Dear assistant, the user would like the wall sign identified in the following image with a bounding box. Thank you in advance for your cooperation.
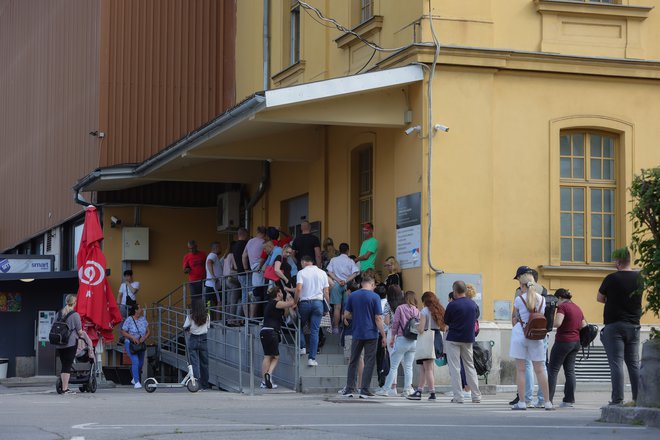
[0,256,53,273]
[396,192,421,269]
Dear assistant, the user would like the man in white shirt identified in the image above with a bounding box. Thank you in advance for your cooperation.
[327,243,359,334]
[242,226,267,319]
[116,270,140,320]
[295,255,330,366]
[205,242,222,307]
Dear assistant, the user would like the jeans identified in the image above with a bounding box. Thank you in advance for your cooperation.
[525,336,548,403]
[188,334,209,389]
[298,300,323,360]
[189,280,203,301]
[548,340,581,403]
[225,277,242,318]
[600,321,640,404]
[346,338,378,391]
[124,340,145,384]
[446,340,482,401]
[382,336,416,391]
[238,273,249,316]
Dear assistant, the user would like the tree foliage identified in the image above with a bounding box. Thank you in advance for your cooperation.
[630,167,660,329]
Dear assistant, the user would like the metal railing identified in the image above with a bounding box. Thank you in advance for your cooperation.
[148,271,302,393]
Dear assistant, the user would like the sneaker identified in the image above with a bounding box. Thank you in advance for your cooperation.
[62,389,76,395]
[134,382,142,389]
[402,387,415,397]
[260,381,267,389]
[375,388,389,397]
[526,401,535,408]
[260,381,278,389]
[534,401,546,409]
[342,388,355,398]
[511,402,527,411]
[428,393,436,401]
[358,389,374,399]
[299,348,307,355]
[406,390,422,401]
[450,398,464,404]
[559,402,574,408]
[462,391,471,399]
[509,394,520,405]
[337,386,347,394]
[130,378,136,385]
[387,388,398,397]
[544,402,555,411]
[264,373,272,389]
[332,328,339,335]
[307,359,318,367]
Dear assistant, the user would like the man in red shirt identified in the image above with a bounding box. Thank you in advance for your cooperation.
[183,240,207,302]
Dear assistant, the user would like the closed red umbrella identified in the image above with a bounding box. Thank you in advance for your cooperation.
[75,206,122,346]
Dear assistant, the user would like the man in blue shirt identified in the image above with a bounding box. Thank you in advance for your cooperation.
[341,273,386,398]
[444,280,482,404]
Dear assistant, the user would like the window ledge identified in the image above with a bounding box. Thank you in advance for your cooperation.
[540,265,617,279]
[271,60,306,86]
[535,0,653,20]
[335,15,384,49]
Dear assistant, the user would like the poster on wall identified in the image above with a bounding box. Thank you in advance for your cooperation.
[0,256,52,273]
[435,272,483,312]
[38,311,56,342]
[0,292,23,312]
[396,192,422,269]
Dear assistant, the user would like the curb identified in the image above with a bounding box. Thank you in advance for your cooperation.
[600,405,660,429]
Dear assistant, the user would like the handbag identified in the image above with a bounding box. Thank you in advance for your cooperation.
[320,312,332,329]
[414,317,435,361]
[263,265,279,282]
[128,317,147,354]
[433,329,444,358]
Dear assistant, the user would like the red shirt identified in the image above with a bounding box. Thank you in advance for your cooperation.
[183,251,207,282]
[555,301,584,343]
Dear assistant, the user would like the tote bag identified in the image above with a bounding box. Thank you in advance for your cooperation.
[414,316,435,361]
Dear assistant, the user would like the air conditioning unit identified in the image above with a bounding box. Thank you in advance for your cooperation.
[217,191,240,231]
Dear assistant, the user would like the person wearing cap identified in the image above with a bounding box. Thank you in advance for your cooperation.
[547,288,587,407]
[509,266,549,407]
[355,222,378,271]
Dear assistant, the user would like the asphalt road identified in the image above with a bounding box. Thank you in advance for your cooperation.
[0,386,655,440]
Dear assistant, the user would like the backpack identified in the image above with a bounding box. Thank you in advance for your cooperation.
[520,296,548,340]
[49,310,76,345]
[542,290,558,332]
[578,323,599,360]
[403,316,420,340]
[472,341,493,376]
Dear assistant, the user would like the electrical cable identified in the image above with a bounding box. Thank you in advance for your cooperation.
[355,48,377,74]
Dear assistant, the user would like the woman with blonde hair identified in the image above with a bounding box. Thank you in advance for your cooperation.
[376,290,419,397]
[510,273,554,410]
[55,294,93,394]
[407,291,446,401]
[383,256,403,290]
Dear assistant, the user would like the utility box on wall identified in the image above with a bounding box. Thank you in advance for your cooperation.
[122,227,149,261]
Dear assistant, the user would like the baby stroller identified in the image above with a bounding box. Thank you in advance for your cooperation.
[56,339,97,394]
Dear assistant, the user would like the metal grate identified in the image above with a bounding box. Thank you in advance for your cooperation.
[575,345,611,382]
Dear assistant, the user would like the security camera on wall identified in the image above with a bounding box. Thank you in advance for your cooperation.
[110,216,122,227]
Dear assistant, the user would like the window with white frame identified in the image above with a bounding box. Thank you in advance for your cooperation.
[560,131,617,264]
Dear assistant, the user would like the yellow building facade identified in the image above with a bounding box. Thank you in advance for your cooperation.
[96,0,660,359]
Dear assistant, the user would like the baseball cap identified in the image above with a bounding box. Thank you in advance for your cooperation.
[362,222,373,232]
[513,265,532,279]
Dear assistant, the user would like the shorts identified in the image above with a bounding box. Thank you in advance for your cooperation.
[260,329,280,356]
[343,335,364,362]
[330,283,345,305]
[57,345,77,374]
[509,324,545,362]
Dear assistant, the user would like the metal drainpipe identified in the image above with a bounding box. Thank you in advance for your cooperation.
[245,160,271,230]
[263,0,270,91]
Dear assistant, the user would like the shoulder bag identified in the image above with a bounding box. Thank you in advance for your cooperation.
[414,310,436,361]
[129,317,147,354]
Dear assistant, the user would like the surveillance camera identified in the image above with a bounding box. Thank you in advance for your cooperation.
[404,125,422,136]
[434,124,450,132]
[110,216,121,227]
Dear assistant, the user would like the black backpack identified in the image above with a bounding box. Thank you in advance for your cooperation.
[403,316,420,340]
[578,323,599,360]
[49,311,76,345]
[542,289,558,332]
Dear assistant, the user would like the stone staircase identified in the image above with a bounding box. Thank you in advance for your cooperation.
[299,332,404,393]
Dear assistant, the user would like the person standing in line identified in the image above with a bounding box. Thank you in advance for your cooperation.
[383,256,403,290]
[597,247,642,406]
[116,269,140,320]
[292,221,322,268]
[355,222,378,271]
[183,240,207,301]
[260,286,296,389]
[242,226,267,318]
[184,300,211,390]
[321,237,339,270]
[222,242,241,324]
[548,288,586,407]
[232,228,249,315]
[295,256,330,366]
[341,273,387,399]
[407,291,447,401]
[327,243,360,334]
[204,242,222,308]
[56,294,93,394]
[444,281,482,404]
[510,273,554,410]
[377,290,419,397]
